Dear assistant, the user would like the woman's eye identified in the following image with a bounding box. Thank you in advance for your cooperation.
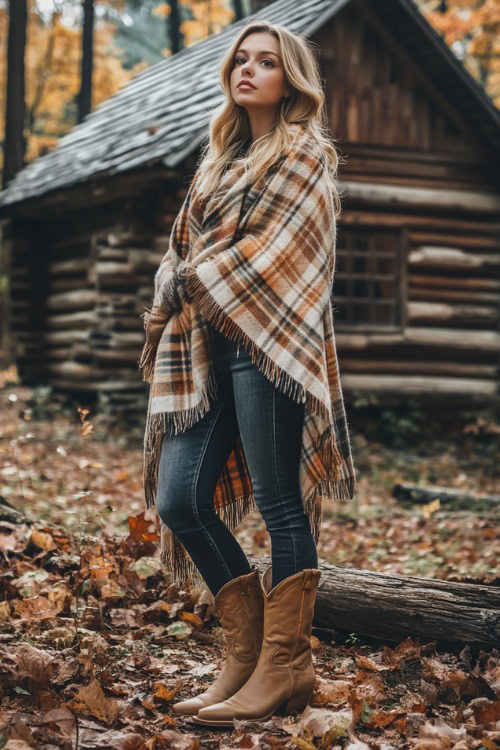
[235,57,274,67]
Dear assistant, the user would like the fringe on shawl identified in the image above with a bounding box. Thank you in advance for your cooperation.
[186,267,346,475]
[138,306,170,385]
[141,269,355,591]
[138,308,155,383]
[142,361,220,510]
[158,467,355,592]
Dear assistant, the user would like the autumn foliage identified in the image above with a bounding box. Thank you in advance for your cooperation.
[0,1,498,182]
[416,0,500,108]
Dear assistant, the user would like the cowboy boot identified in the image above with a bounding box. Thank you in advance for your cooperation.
[192,565,321,726]
[172,565,264,715]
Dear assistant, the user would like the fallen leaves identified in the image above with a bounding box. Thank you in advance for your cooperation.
[284,705,354,744]
[0,382,499,748]
[67,677,119,724]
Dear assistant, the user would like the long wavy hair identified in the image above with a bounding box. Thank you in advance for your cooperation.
[194,20,345,219]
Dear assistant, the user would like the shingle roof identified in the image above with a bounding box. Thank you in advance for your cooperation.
[0,0,498,210]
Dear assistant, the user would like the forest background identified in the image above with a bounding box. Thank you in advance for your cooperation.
[0,4,499,746]
[0,0,499,180]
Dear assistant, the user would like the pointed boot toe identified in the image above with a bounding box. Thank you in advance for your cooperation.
[171,566,264,716]
[192,699,240,726]
[172,696,207,715]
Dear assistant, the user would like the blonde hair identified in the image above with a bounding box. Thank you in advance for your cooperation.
[194,20,345,219]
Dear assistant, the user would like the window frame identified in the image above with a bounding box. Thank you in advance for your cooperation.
[331,223,409,333]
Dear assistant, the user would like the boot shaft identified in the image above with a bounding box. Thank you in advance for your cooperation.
[214,566,264,661]
[261,567,321,670]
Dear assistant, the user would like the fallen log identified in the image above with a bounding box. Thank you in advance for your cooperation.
[246,555,500,647]
[392,483,500,510]
[0,496,32,525]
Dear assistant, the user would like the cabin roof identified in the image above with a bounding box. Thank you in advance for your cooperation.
[0,0,499,211]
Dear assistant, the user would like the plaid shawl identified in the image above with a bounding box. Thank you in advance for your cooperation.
[139,122,356,589]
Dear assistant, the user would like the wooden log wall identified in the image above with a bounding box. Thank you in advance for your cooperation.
[5,0,499,412]
[8,180,498,409]
[312,6,500,404]
[8,219,50,384]
[8,181,188,417]
[336,192,500,404]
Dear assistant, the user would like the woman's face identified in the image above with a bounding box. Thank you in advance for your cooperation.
[230,32,289,110]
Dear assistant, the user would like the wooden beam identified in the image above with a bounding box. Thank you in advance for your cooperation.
[46,289,97,311]
[408,301,497,324]
[336,328,500,352]
[341,209,499,235]
[338,180,500,213]
[341,373,497,397]
[409,274,500,291]
[341,359,497,378]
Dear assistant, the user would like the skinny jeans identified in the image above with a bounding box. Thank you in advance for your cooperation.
[156,323,318,597]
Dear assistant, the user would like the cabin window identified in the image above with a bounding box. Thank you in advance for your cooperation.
[332,226,407,331]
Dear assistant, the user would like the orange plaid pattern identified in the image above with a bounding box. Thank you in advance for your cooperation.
[139,123,356,588]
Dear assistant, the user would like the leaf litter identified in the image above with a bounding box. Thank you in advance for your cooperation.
[0,375,499,748]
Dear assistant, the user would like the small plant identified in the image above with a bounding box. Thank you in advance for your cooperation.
[352,390,379,409]
[24,384,54,421]
[378,398,423,449]
[77,405,94,438]
[345,631,360,645]
[462,414,500,465]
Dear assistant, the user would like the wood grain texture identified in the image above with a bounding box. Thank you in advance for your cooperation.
[246,554,500,647]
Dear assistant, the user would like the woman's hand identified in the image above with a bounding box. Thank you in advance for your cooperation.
[162,264,191,311]
[138,303,172,382]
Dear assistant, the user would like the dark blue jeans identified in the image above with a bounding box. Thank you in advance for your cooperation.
[156,323,318,597]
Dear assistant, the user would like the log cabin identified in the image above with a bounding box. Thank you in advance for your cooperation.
[0,0,499,418]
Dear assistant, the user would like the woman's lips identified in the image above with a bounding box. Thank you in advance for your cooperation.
[238,83,256,89]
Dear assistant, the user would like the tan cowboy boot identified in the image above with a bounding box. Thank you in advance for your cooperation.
[172,565,264,716]
[192,565,321,726]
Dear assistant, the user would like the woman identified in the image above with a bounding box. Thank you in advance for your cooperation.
[138,19,356,726]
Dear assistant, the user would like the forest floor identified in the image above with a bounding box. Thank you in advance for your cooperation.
[0,366,499,749]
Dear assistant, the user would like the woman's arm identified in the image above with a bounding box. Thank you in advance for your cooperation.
[138,173,199,380]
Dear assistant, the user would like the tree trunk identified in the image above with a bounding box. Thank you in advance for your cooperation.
[247,555,500,647]
[3,0,27,189]
[78,0,94,123]
[232,0,245,22]
[168,0,183,56]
